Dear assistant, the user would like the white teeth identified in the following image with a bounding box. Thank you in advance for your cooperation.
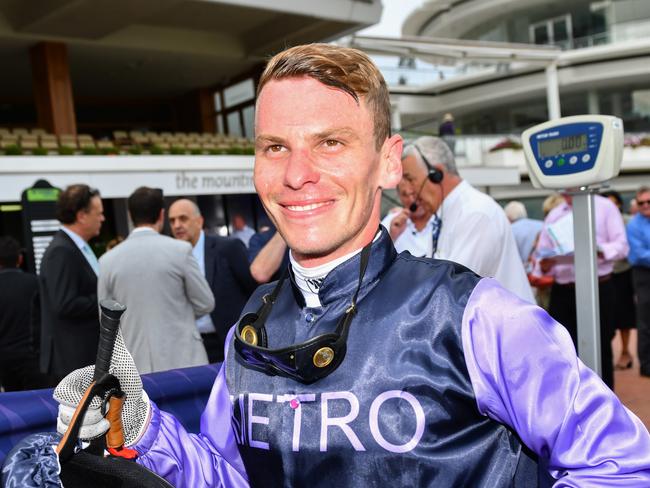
[286,202,327,211]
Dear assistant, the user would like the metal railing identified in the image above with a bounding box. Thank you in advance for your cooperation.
[397,132,650,168]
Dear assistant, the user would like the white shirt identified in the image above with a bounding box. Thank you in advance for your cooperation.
[381,213,438,258]
[61,226,98,275]
[231,225,255,248]
[289,231,382,308]
[192,231,216,334]
[435,180,535,303]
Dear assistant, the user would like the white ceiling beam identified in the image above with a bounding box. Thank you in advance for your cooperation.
[350,35,560,63]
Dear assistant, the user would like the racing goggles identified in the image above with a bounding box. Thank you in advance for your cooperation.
[234,243,371,384]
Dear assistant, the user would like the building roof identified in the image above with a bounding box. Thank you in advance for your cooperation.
[0,0,382,99]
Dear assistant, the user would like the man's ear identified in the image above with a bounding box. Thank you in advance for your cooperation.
[379,134,404,190]
[75,208,87,225]
[156,209,166,232]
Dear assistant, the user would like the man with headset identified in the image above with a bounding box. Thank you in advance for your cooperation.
[401,136,534,303]
[52,44,650,487]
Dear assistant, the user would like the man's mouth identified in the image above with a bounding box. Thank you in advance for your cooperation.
[285,202,330,212]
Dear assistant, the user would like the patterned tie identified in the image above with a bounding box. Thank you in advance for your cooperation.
[431,215,442,258]
[83,243,100,275]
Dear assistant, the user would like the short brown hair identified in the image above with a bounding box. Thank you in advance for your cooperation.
[637,186,650,199]
[257,43,391,149]
[128,187,164,226]
[56,184,100,224]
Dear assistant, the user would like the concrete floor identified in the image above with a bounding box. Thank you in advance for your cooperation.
[612,329,650,429]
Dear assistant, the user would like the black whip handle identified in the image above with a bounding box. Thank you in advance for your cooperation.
[94,299,127,382]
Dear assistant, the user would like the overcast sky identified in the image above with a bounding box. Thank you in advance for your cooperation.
[358,0,425,37]
[352,0,438,85]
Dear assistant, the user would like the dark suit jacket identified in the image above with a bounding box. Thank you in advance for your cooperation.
[0,268,39,359]
[204,234,257,346]
[38,230,100,378]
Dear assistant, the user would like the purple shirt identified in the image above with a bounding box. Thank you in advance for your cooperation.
[534,195,628,284]
[133,278,650,487]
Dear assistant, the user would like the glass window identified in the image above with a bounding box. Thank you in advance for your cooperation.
[242,106,254,139]
[530,15,572,47]
[227,111,242,137]
[213,92,222,112]
[532,24,550,44]
[215,115,224,135]
[632,90,650,118]
[553,19,569,43]
[224,79,255,109]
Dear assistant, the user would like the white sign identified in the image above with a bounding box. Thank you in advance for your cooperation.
[0,156,256,201]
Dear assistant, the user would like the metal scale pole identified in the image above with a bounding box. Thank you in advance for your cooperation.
[571,187,601,375]
[547,65,601,375]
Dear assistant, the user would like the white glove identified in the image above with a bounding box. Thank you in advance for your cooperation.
[53,329,150,446]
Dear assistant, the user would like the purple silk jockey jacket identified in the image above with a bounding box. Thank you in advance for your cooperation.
[133,229,650,487]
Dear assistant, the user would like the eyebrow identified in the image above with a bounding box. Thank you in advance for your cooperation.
[255,127,360,148]
[312,127,359,142]
[255,135,285,147]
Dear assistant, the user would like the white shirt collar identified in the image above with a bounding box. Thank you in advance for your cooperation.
[192,231,206,273]
[193,230,205,252]
[290,230,381,308]
[61,226,87,250]
[131,226,157,234]
[440,179,468,216]
[407,214,438,234]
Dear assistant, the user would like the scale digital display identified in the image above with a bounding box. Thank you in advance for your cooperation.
[522,115,623,189]
[538,134,587,158]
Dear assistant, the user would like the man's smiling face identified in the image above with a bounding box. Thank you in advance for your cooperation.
[254,76,401,267]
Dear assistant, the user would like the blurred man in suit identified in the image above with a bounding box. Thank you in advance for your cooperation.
[39,184,104,382]
[98,187,214,374]
[0,236,44,390]
[230,214,255,248]
[169,199,257,363]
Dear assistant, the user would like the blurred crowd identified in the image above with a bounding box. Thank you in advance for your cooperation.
[505,187,650,388]
[381,135,649,391]
[0,185,288,391]
[1,135,648,395]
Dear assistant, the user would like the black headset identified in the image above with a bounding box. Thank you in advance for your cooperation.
[408,143,443,213]
[412,143,443,183]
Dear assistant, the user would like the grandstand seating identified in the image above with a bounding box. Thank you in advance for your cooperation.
[0,128,254,155]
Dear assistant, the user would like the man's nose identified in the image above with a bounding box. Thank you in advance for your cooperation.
[284,149,320,189]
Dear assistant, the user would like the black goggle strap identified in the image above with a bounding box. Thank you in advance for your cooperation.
[257,268,289,323]
[333,242,372,341]
[242,267,290,347]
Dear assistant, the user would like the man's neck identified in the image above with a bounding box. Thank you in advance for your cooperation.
[191,230,204,248]
[441,174,462,197]
[411,215,432,231]
[134,224,159,233]
[63,224,88,242]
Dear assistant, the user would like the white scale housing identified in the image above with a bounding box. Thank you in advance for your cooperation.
[522,115,623,189]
